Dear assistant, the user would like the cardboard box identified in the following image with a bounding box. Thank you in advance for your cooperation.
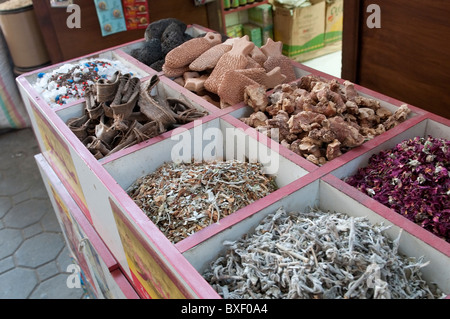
[325,0,343,45]
[243,23,262,47]
[248,4,273,27]
[272,0,326,59]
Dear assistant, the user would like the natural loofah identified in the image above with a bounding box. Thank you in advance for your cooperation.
[217,70,259,107]
[261,38,296,83]
[250,46,267,66]
[162,64,191,78]
[217,67,285,107]
[144,18,187,41]
[204,36,255,95]
[189,42,233,71]
[149,59,165,72]
[160,22,186,55]
[163,32,222,70]
[184,74,208,93]
[131,38,163,67]
[235,67,286,90]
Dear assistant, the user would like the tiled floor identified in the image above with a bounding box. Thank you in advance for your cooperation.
[0,50,342,299]
[0,128,85,299]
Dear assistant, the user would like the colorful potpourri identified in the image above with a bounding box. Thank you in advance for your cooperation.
[203,207,445,299]
[33,58,136,107]
[127,160,278,244]
[345,136,450,242]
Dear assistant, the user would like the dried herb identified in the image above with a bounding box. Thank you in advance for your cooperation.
[127,160,278,243]
[345,136,450,242]
[203,207,444,299]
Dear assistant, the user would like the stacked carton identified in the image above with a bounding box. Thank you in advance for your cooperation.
[272,0,343,61]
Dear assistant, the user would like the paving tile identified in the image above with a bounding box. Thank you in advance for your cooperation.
[29,273,85,299]
[15,232,65,268]
[41,211,62,233]
[0,196,12,219]
[0,129,90,299]
[3,198,49,229]
[36,261,60,281]
[56,247,74,273]
[0,228,23,259]
[0,169,32,197]
[0,267,37,299]
[22,222,44,239]
[0,256,15,274]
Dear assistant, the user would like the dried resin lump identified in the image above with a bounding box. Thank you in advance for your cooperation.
[241,75,411,165]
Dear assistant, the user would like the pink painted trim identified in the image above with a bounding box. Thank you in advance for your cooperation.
[110,194,220,299]
[110,269,140,299]
[188,24,216,33]
[425,112,450,126]
[35,154,119,271]
[113,49,157,76]
[318,113,429,173]
[100,112,220,164]
[323,174,450,257]
[106,37,145,53]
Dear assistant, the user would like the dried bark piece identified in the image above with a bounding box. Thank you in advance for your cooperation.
[217,70,259,107]
[162,64,191,78]
[288,111,326,133]
[110,75,141,120]
[325,116,365,148]
[96,70,121,103]
[164,32,222,70]
[261,38,296,83]
[95,114,119,145]
[138,76,177,133]
[343,80,358,101]
[326,139,342,161]
[241,111,268,127]
[204,36,255,94]
[244,84,268,113]
[267,111,296,143]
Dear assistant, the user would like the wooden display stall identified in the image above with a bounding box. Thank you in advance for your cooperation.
[32,0,210,64]
[342,0,450,119]
[17,23,449,299]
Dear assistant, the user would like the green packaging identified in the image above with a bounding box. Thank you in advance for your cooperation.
[243,23,262,47]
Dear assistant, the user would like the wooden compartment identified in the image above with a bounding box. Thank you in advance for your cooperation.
[226,64,425,172]
[99,115,313,297]
[35,154,139,299]
[327,115,450,257]
[183,177,449,298]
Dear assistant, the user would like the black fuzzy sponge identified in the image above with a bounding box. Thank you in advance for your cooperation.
[130,38,163,66]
